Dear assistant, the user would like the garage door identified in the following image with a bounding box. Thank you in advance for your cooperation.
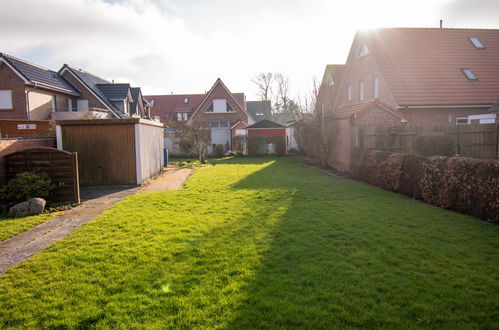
[211,128,231,149]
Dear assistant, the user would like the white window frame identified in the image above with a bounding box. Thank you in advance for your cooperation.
[77,99,89,111]
[0,90,13,110]
[213,99,227,113]
[359,81,365,101]
[51,95,56,112]
[347,84,352,101]
[183,97,189,104]
[373,77,379,99]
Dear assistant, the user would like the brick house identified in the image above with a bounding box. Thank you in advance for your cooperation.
[318,27,499,170]
[0,52,151,121]
[146,78,255,153]
[0,52,80,120]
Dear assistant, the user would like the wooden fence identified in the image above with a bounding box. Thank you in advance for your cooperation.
[1,147,80,203]
[0,120,54,138]
[352,124,499,160]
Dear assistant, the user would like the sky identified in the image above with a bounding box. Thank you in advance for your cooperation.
[1,0,498,99]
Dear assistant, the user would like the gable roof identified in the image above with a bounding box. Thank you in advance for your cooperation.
[247,119,286,129]
[321,64,345,87]
[333,99,410,121]
[356,28,499,106]
[130,87,144,117]
[246,100,272,122]
[59,64,118,112]
[187,78,253,125]
[96,83,132,101]
[0,52,79,95]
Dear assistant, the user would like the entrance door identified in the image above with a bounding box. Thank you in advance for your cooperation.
[211,128,231,150]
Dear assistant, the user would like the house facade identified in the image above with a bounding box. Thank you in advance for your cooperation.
[147,78,255,154]
[0,52,151,121]
[318,27,499,170]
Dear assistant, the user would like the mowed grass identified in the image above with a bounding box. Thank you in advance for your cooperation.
[0,212,62,241]
[0,157,498,328]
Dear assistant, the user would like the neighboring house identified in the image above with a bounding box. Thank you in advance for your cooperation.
[0,52,152,121]
[147,78,255,153]
[246,100,272,122]
[0,52,80,120]
[323,27,499,126]
[318,27,499,170]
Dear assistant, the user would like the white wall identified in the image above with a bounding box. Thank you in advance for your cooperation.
[286,127,299,151]
[135,122,164,184]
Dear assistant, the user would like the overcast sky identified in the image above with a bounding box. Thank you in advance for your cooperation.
[1,0,498,99]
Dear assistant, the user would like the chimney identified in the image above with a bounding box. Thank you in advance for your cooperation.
[112,79,115,83]
[440,19,443,28]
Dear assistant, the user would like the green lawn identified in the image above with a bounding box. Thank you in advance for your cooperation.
[0,157,498,328]
[0,212,62,241]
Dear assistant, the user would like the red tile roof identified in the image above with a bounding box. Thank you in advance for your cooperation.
[145,92,245,122]
[334,99,410,121]
[361,28,499,106]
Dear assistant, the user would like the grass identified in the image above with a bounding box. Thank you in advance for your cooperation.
[0,157,498,328]
[0,212,62,241]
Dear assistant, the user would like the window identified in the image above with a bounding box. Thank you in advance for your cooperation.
[175,112,188,121]
[0,90,13,109]
[164,112,171,119]
[456,117,468,125]
[213,99,227,113]
[51,96,56,112]
[359,81,364,101]
[77,99,89,111]
[469,37,484,49]
[356,43,369,58]
[461,68,477,80]
[347,84,352,101]
[183,97,189,104]
[227,103,235,112]
[67,99,73,112]
[373,77,379,99]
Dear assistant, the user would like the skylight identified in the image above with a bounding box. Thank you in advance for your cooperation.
[469,37,484,49]
[461,68,477,80]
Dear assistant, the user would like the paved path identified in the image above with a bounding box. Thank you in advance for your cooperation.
[0,168,193,275]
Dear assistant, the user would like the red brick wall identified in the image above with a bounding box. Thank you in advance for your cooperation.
[61,71,108,110]
[403,107,488,125]
[0,62,28,119]
[353,106,404,127]
[191,83,250,126]
[248,128,286,143]
[0,138,56,156]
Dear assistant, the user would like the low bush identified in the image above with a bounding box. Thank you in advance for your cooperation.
[273,136,286,156]
[0,172,54,203]
[412,133,455,157]
[352,150,499,223]
[248,135,263,156]
[213,144,225,157]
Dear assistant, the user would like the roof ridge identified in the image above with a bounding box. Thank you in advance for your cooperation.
[369,27,499,31]
[0,52,56,73]
[65,64,110,82]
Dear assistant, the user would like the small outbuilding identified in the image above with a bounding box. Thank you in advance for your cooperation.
[55,118,164,185]
[246,119,287,155]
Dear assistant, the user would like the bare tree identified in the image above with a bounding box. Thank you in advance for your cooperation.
[169,123,210,164]
[252,73,274,101]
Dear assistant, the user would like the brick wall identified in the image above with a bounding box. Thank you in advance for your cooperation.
[0,62,28,119]
[404,107,488,125]
[354,106,404,127]
[0,138,56,156]
[60,71,108,110]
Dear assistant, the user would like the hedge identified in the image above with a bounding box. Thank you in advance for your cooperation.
[351,150,499,223]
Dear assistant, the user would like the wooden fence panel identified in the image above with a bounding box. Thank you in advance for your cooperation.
[2,147,80,203]
[355,124,499,160]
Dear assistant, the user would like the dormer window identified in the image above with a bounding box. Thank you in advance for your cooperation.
[469,37,484,49]
[461,68,477,80]
[356,43,369,58]
[183,97,189,104]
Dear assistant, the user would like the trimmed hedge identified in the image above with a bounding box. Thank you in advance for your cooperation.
[352,150,499,223]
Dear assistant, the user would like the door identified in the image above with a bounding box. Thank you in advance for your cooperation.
[210,128,231,150]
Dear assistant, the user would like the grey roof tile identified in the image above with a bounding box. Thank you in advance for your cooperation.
[0,53,79,94]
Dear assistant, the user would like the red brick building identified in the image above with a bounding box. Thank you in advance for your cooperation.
[146,78,255,153]
[318,27,499,170]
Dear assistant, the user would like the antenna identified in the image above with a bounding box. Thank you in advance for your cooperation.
[440,19,443,29]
